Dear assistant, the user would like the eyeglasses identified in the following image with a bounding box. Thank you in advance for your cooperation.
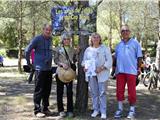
[121,30,130,33]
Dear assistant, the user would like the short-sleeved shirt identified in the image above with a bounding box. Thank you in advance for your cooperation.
[115,38,142,75]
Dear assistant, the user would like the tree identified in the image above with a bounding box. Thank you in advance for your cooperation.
[156,0,160,70]
[75,1,89,113]
[0,22,18,48]
[17,1,23,73]
[75,0,103,113]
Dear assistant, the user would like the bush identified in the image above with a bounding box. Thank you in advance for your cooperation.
[6,49,18,58]
[0,49,6,57]
[6,49,25,58]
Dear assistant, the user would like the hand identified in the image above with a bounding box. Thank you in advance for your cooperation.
[83,67,88,72]
[137,67,141,76]
[75,45,81,53]
[28,63,34,69]
[96,67,103,73]
[62,63,69,70]
[96,66,105,73]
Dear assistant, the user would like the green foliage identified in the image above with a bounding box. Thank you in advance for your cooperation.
[102,37,120,50]
[0,22,18,49]
[74,35,79,47]
[0,49,6,57]
[0,1,159,57]
[97,0,158,55]
[52,36,60,47]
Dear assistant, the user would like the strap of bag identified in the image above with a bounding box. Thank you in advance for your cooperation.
[63,46,72,66]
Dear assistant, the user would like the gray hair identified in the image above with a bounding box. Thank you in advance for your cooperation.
[61,33,72,44]
[43,23,52,30]
[121,24,130,31]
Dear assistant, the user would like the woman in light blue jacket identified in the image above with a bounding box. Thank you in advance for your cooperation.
[82,33,112,119]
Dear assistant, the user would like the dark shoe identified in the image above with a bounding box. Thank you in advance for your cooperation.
[67,112,74,117]
[43,109,54,116]
[35,112,45,118]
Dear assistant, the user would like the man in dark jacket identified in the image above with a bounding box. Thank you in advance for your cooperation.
[25,24,53,118]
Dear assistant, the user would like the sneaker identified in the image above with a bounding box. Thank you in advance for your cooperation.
[101,113,107,119]
[91,110,99,117]
[43,109,53,116]
[67,112,74,117]
[35,112,45,118]
[127,110,135,119]
[59,111,66,117]
[114,109,123,119]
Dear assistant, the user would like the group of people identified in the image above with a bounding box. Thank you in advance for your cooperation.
[25,24,142,119]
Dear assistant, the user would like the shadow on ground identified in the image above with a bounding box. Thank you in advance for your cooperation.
[0,67,160,120]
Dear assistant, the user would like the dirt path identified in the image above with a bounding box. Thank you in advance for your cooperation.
[0,66,160,120]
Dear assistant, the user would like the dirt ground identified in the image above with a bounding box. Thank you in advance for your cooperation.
[0,66,160,120]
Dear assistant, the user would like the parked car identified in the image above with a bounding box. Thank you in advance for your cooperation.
[0,55,4,67]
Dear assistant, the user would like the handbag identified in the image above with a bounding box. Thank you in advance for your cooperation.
[57,66,76,83]
[23,65,31,73]
[63,46,76,71]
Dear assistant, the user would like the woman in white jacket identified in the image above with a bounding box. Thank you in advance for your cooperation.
[82,33,112,119]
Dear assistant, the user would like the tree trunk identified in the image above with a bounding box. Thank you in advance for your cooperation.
[75,0,99,113]
[155,0,160,70]
[109,1,113,50]
[18,0,23,73]
[119,1,123,29]
[75,35,89,113]
[117,1,123,38]
[32,19,36,37]
[75,1,89,113]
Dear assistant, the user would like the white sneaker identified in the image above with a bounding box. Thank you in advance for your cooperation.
[114,109,123,118]
[127,110,135,119]
[59,111,66,117]
[101,113,107,119]
[91,110,99,117]
[35,112,45,118]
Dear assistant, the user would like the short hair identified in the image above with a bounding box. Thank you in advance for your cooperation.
[43,24,52,30]
[121,24,130,31]
[90,33,102,46]
[61,32,72,45]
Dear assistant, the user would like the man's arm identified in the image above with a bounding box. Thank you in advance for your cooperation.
[25,38,37,66]
[137,57,142,75]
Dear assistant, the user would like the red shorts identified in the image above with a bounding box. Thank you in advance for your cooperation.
[116,73,136,105]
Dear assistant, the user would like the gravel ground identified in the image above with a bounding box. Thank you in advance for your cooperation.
[0,65,160,120]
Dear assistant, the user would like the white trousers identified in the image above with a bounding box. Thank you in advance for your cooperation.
[88,76,107,114]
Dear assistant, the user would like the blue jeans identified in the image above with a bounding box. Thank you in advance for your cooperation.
[88,76,107,114]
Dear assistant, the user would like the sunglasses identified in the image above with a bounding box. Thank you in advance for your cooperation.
[121,30,130,33]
